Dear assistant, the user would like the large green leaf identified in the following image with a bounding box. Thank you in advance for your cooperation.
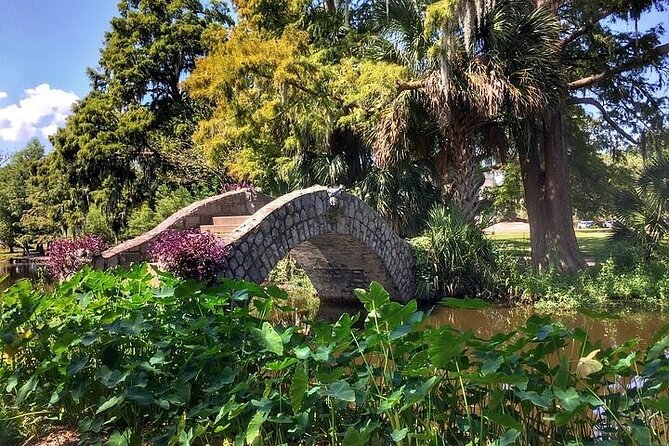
[354,281,390,316]
[16,375,38,404]
[401,377,437,411]
[126,387,155,405]
[486,412,522,431]
[252,322,284,356]
[290,366,308,414]
[554,388,582,412]
[96,395,124,414]
[342,426,371,446]
[322,380,356,402]
[428,329,471,367]
[246,410,267,445]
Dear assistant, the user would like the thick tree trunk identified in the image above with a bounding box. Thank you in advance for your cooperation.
[449,118,484,223]
[518,134,550,270]
[516,109,586,272]
[542,108,586,271]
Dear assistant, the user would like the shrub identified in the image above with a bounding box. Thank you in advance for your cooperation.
[411,205,503,300]
[46,235,107,280]
[612,156,669,255]
[148,229,228,281]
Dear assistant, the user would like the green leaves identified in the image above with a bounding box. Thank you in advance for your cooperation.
[252,322,284,356]
[290,366,308,413]
[322,380,356,402]
[16,375,38,404]
[245,410,267,445]
[96,395,124,414]
[355,281,390,317]
[4,266,669,446]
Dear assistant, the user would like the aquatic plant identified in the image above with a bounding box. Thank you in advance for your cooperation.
[1,266,669,445]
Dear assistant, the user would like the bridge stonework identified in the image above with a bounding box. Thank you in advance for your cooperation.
[99,186,415,303]
[222,186,415,303]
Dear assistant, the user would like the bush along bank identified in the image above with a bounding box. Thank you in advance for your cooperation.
[2,265,669,445]
[409,205,669,309]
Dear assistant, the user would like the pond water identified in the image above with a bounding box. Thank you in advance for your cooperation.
[0,261,45,288]
[318,303,669,349]
[429,306,669,349]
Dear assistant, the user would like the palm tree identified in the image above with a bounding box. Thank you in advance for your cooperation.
[613,156,669,253]
[371,0,565,222]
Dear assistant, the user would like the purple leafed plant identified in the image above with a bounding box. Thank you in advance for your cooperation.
[222,180,254,192]
[149,229,229,281]
[47,235,108,280]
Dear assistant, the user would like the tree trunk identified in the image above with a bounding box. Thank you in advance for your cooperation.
[449,119,484,223]
[542,108,586,271]
[516,109,586,272]
[517,133,550,270]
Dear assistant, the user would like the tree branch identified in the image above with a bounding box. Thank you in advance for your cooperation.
[560,10,615,48]
[568,43,669,90]
[396,79,427,92]
[570,97,638,144]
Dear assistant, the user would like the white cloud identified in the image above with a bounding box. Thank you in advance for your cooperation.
[0,91,7,100]
[0,84,78,143]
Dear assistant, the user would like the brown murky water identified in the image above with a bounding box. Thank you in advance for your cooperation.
[0,261,44,288]
[317,303,669,349]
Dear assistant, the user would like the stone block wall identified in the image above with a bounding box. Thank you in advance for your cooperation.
[221,186,415,302]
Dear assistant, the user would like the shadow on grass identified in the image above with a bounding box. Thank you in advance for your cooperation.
[491,229,613,263]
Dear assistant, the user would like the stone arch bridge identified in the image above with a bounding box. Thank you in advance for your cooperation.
[100,186,415,302]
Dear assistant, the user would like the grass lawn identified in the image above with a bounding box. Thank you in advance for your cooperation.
[0,249,18,260]
[490,228,612,262]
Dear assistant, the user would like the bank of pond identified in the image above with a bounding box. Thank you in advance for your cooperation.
[1,264,669,445]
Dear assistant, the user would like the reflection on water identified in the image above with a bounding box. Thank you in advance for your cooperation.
[0,261,44,288]
[429,306,668,349]
[318,302,668,349]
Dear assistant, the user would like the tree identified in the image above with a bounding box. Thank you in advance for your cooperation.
[516,0,669,271]
[0,139,45,254]
[51,0,231,237]
[382,0,565,224]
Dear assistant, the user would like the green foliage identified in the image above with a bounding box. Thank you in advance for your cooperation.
[0,139,45,253]
[267,257,319,319]
[125,186,203,238]
[612,156,669,254]
[3,270,669,444]
[511,250,669,312]
[411,205,503,300]
[567,109,638,220]
[484,162,524,221]
[51,0,230,236]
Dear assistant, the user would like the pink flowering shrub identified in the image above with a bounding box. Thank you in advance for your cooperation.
[47,235,108,280]
[149,229,229,281]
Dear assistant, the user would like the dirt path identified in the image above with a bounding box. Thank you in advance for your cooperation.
[25,430,78,446]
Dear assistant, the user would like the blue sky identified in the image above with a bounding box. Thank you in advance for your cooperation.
[0,1,117,151]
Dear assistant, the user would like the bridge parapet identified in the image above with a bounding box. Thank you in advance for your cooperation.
[99,189,271,268]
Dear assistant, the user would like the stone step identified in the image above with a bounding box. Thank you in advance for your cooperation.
[201,215,252,236]
[211,215,251,226]
[201,224,244,235]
